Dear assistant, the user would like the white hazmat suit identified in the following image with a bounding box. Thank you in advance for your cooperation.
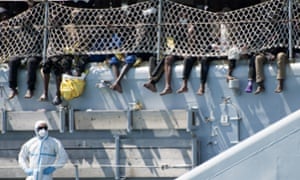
[18,120,68,180]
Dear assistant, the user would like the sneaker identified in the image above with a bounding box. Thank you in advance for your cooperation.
[244,84,252,93]
[8,88,18,99]
[52,96,62,105]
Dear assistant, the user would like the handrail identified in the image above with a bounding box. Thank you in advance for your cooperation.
[0,162,193,179]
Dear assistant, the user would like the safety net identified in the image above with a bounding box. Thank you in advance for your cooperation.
[0,0,298,62]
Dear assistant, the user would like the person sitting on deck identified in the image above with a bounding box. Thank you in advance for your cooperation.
[39,54,88,105]
[109,53,154,93]
[8,56,42,99]
[143,55,179,96]
[176,56,211,96]
[244,48,288,94]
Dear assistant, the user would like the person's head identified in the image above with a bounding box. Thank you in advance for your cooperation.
[34,120,49,139]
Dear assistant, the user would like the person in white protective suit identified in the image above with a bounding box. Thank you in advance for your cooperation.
[18,120,68,180]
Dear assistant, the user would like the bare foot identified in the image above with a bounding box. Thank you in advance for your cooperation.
[39,94,48,101]
[176,87,188,93]
[24,90,33,99]
[143,83,157,92]
[196,88,205,96]
[160,88,172,96]
[8,89,18,99]
[254,86,265,95]
[110,83,123,93]
[274,86,283,93]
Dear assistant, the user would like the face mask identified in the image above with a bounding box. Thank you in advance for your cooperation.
[38,129,48,138]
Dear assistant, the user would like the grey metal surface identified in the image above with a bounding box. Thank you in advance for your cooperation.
[1,59,300,178]
[177,109,300,180]
[0,130,193,179]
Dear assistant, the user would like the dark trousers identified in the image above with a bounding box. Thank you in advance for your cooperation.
[8,56,41,91]
[200,58,210,84]
[149,56,165,84]
[182,56,197,80]
[182,56,210,84]
[247,56,256,80]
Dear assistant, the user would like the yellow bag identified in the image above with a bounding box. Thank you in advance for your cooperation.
[115,53,125,61]
[60,73,86,101]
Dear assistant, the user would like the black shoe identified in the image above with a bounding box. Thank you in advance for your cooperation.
[52,96,62,105]
[8,88,18,99]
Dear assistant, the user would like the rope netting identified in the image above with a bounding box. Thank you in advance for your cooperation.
[0,3,44,61]
[0,0,298,62]
[292,0,300,49]
[47,0,158,56]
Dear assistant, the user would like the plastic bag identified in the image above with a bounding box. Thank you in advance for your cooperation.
[60,73,86,101]
[227,45,240,60]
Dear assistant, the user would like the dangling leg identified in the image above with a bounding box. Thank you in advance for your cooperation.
[160,55,174,96]
[110,63,133,93]
[177,57,196,93]
[274,79,284,93]
[8,57,21,99]
[274,52,287,93]
[39,59,53,101]
[144,56,164,93]
[197,81,205,96]
[254,54,265,95]
[52,74,62,105]
[226,59,236,82]
[197,57,210,95]
[254,81,265,95]
[24,56,41,98]
[143,80,157,92]
[177,79,188,93]
[245,56,255,93]
[110,54,136,93]
[109,56,123,93]
[39,71,49,101]
[111,55,136,93]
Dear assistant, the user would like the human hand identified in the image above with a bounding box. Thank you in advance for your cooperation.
[43,166,56,175]
[265,53,275,61]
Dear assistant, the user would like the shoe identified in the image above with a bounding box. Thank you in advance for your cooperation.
[8,89,18,99]
[244,84,252,93]
[24,90,33,99]
[39,94,48,101]
[254,86,265,95]
[52,96,62,105]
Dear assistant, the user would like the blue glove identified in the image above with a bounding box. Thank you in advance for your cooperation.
[43,166,56,175]
[24,168,33,176]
